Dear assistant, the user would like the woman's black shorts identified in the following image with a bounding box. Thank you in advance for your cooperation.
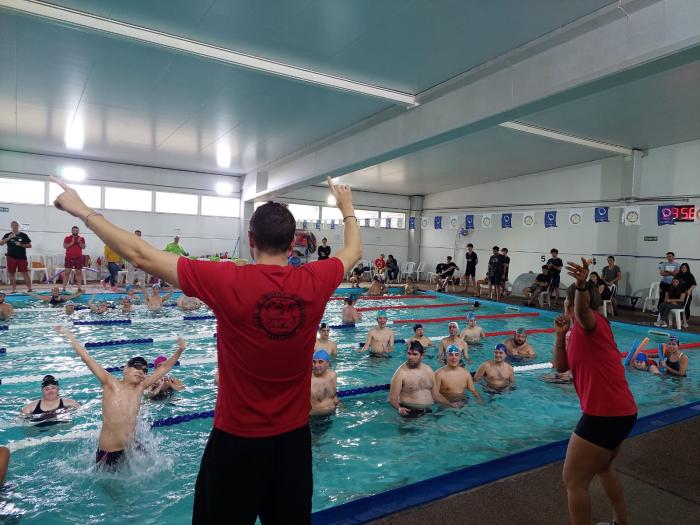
[574,413,637,451]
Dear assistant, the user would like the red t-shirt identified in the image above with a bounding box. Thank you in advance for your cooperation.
[64,235,85,258]
[374,258,385,269]
[178,256,344,437]
[566,312,636,417]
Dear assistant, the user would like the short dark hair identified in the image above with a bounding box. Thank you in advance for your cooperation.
[566,282,602,311]
[135,229,142,234]
[467,243,473,248]
[607,255,615,261]
[492,246,499,251]
[551,248,558,254]
[249,202,296,254]
[322,237,327,242]
[666,251,675,257]
[408,340,424,354]
[447,256,452,261]
[541,265,549,270]
[501,247,508,252]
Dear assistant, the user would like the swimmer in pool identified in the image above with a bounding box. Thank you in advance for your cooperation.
[314,322,338,359]
[87,290,110,314]
[119,296,133,314]
[310,350,340,416]
[663,336,688,377]
[627,352,660,374]
[0,292,14,321]
[433,345,482,408]
[438,321,469,364]
[388,341,435,418]
[406,323,434,351]
[365,275,387,296]
[145,355,186,399]
[20,375,80,417]
[64,303,76,315]
[460,313,486,345]
[474,344,515,392]
[403,276,417,295]
[55,326,186,469]
[142,284,173,312]
[358,310,394,357]
[177,294,202,311]
[341,295,362,324]
[503,328,536,359]
[27,286,83,306]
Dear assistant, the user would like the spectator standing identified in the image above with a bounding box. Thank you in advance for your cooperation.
[464,243,478,293]
[677,263,696,327]
[500,247,511,295]
[62,226,86,291]
[317,238,331,261]
[0,220,33,293]
[546,248,564,306]
[658,251,680,309]
[487,246,506,300]
[601,255,621,314]
[164,235,188,256]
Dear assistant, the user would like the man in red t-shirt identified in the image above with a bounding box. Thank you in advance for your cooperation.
[50,176,362,524]
[373,253,386,275]
[62,225,86,290]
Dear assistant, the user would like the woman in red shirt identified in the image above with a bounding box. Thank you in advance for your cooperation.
[552,258,637,525]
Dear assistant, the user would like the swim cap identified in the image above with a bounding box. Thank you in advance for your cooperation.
[494,344,507,353]
[376,310,388,319]
[127,356,148,369]
[448,321,459,329]
[313,350,331,362]
[635,353,648,362]
[515,327,526,336]
[473,301,480,308]
[153,355,167,367]
[446,345,461,354]
[669,335,680,344]
[319,322,328,330]
[413,323,423,332]
[41,375,58,388]
[466,313,476,321]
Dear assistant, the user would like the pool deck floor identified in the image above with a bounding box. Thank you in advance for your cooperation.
[366,415,700,525]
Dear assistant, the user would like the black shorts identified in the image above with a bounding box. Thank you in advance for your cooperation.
[489,273,502,285]
[574,413,637,451]
[550,272,561,287]
[465,267,476,278]
[193,425,312,525]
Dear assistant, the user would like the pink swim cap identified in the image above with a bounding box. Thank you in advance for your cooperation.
[153,355,167,367]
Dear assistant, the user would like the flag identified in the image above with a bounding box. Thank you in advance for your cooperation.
[481,214,492,228]
[302,220,308,230]
[569,209,583,226]
[657,205,675,226]
[315,220,321,230]
[544,211,557,228]
[449,216,459,229]
[622,206,641,225]
[501,213,512,229]
[465,215,474,229]
[364,218,370,227]
[330,220,336,230]
[522,212,535,227]
[434,216,442,229]
[421,217,429,230]
[385,218,392,228]
[594,207,609,223]
[408,217,416,230]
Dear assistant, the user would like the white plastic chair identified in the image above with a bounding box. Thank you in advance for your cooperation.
[539,283,552,308]
[414,261,426,282]
[602,284,617,318]
[400,262,415,282]
[642,282,660,313]
[670,294,691,330]
[28,255,49,284]
[0,255,7,284]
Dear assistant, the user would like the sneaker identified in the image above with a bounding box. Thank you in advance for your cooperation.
[660,322,668,328]
[653,320,662,327]
[682,321,689,328]
[101,280,107,289]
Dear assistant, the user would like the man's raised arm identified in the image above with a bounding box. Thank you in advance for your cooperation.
[327,177,362,274]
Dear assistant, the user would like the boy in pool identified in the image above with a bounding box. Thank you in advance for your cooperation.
[474,344,515,392]
[0,292,14,321]
[341,294,362,324]
[358,310,394,357]
[460,313,486,344]
[54,326,186,469]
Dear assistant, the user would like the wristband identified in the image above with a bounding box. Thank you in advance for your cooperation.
[343,215,357,222]
[84,211,104,228]
[576,285,588,291]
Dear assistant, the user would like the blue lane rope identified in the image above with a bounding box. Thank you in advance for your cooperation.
[357,339,405,347]
[150,383,392,427]
[182,315,215,321]
[74,319,132,326]
[329,323,356,329]
[85,337,154,348]
[105,361,181,373]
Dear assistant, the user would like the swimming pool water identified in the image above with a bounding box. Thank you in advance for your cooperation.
[1,291,698,524]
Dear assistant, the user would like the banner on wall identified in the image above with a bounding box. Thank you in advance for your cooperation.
[449,215,460,229]
[302,220,308,230]
[594,207,609,223]
[522,212,535,227]
[568,209,583,226]
[622,206,641,226]
[315,220,321,230]
[544,211,557,228]
[465,215,475,229]
[385,218,392,228]
[501,213,512,228]
[330,220,336,230]
[408,217,416,230]
[481,214,492,228]
[657,205,675,226]
[421,217,429,230]
[434,216,442,230]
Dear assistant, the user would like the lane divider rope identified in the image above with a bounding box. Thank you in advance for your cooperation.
[2,314,216,330]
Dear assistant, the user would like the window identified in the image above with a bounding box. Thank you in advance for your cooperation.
[49,183,101,208]
[155,191,198,215]
[381,211,406,229]
[201,196,240,217]
[286,203,319,221]
[321,206,343,222]
[355,209,380,227]
[0,177,45,205]
[104,187,152,212]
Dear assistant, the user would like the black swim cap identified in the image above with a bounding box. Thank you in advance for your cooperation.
[126,356,148,369]
[41,375,58,388]
[413,323,423,332]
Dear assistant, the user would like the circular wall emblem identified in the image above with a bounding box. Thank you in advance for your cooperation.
[626,211,639,224]
[570,213,582,225]
[482,216,491,227]
[449,217,458,228]
[523,215,534,226]
[254,292,304,340]
[421,217,429,229]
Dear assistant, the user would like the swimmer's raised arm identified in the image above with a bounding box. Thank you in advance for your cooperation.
[327,177,362,274]
[161,287,174,302]
[142,337,186,389]
[168,377,186,392]
[55,326,111,385]
[388,331,395,353]
[51,176,180,288]
[26,291,50,302]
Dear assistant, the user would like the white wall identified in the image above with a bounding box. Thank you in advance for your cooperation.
[421,139,700,313]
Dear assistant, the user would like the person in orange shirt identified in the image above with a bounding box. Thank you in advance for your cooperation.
[102,245,123,291]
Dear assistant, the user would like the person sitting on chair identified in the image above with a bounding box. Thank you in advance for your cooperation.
[524,266,550,306]
[436,257,458,292]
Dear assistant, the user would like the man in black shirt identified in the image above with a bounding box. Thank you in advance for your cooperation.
[523,266,550,306]
[546,248,564,305]
[0,221,33,293]
[500,247,511,295]
[487,246,506,299]
[464,243,478,293]
[317,238,331,261]
[436,257,459,292]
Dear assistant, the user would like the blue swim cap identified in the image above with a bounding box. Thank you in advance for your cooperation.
[376,310,388,319]
[446,345,461,354]
[669,335,680,344]
[635,353,648,362]
[313,350,331,362]
[466,313,476,321]
[494,344,507,353]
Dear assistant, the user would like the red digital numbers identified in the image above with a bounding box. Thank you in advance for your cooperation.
[675,205,696,222]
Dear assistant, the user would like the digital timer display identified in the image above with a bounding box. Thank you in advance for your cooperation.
[660,205,697,222]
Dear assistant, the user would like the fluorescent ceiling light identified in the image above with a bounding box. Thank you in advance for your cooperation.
[499,121,633,156]
[215,182,234,196]
[216,143,231,169]
[0,0,417,106]
[64,119,84,150]
[61,166,86,182]
[327,195,337,206]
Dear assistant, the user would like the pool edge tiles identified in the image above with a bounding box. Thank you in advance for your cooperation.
[311,401,700,525]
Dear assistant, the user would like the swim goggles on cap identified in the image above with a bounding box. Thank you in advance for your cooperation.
[669,335,680,344]
[466,313,476,320]
[494,344,507,353]
[515,328,526,335]
[446,345,461,354]
[41,375,59,388]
